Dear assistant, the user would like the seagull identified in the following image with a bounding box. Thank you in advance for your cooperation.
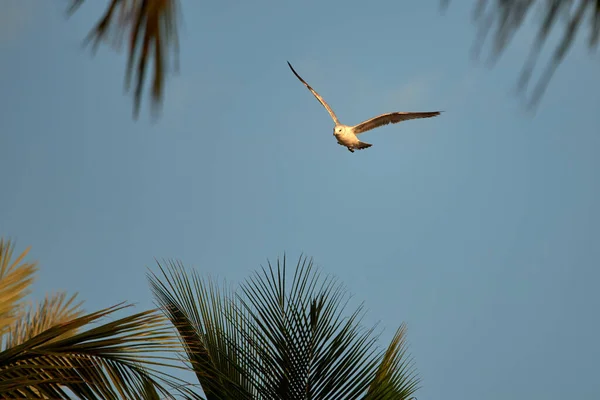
[287,61,442,153]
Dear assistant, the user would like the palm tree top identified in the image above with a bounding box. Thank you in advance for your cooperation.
[149,254,420,400]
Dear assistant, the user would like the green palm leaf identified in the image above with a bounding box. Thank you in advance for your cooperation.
[0,303,185,399]
[149,260,254,400]
[149,254,420,400]
[0,238,191,399]
[234,256,382,400]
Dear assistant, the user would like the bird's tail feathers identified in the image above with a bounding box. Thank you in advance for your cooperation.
[355,141,372,150]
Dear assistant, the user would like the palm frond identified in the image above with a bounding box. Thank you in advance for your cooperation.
[0,302,187,399]
[69,0,180,120]
[4,292,84,349]
[443,0,600,110]
[363,324,420,400]
[0,239,37,337]
[150,255,418,400]
[149,260,254,400]
[235,255,382,400]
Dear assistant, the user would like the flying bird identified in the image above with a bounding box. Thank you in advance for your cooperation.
[287,61,442,152]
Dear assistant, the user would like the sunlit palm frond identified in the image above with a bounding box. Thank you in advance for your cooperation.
[69,0,180,120]
[0,239,37,337]
[0,302,186,399]
[363,324,420,400]
[150,255,417,400]
[4,292,84,349]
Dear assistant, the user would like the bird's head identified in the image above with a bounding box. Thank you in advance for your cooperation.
[333,125,346,136]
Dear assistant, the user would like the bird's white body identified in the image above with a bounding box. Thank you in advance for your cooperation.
[287,61,442,153]
[333,125,360,148]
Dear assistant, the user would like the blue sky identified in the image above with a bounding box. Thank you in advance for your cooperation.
[2,0,600,399]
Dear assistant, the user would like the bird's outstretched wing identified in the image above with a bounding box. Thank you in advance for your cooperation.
[352,111,442,135]
[287,61,340,125]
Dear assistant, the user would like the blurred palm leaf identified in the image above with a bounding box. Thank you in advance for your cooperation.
[442,0,600,110]
[69,0,180,120]
[0,238,191,399]
[149,255,420,400]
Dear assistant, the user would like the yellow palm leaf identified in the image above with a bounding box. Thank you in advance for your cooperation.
[0,239,37,337]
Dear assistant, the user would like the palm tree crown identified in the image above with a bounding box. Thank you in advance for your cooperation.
[149,255,420,400]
